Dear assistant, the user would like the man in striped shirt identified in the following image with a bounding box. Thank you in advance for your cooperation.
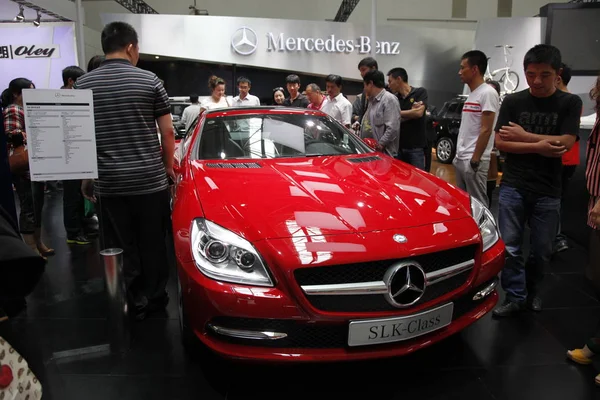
[75,21,175,320]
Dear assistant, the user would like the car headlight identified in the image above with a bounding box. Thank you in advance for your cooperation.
[470,197,500,252]
[190,219,273,287]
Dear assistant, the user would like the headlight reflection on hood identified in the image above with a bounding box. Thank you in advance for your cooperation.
[470,197,500,252]
[190,219,274,287]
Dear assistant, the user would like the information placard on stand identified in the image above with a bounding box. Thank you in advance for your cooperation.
[22,89,97,182]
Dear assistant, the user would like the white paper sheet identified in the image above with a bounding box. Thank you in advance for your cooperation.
[22,89,98,181]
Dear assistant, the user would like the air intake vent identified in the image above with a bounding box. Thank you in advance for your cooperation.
[347,156,382,163]
[206,162,262,169]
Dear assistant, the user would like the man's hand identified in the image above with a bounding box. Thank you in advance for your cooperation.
[536,139,566,158]
[412,101,424,109]
[375,142,384,152]
[166,166,175,183]
[498,122,529,143]
[591,199,600,227]
[81,179,96,203]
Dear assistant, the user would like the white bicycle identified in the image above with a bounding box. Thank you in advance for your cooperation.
[484,45,520,94]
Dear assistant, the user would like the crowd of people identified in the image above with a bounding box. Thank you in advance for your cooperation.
[1,19,600,385]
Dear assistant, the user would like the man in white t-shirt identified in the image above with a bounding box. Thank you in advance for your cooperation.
[454,50,500,206]
[322,74,353,128]
[232,76,260,107]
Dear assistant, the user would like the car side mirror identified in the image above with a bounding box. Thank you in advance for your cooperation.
[363,138,379,150]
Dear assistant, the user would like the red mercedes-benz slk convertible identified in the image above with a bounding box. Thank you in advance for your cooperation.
[171,107,504,362]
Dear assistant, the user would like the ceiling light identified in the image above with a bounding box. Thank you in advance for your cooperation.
[155,55,160,59]
[14,5,25,22]
[33,11,41,27]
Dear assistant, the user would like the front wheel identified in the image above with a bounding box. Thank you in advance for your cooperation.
[500,71,519,93]
[436,137,456,164]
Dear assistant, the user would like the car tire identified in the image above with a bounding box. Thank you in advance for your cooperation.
[436,137,456,164]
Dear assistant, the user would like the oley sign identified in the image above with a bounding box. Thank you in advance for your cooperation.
[0,44,60,60]
[231,27,400,56]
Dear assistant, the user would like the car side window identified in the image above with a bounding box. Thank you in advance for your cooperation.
[447,103,458,116]
[182,117,198,157]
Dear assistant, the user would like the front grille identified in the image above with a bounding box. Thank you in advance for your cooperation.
[306,270,471,312]
[294,245,477,286]
[206,279,494,349]
[294,245,477,313]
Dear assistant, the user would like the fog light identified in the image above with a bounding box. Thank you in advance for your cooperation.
[208,324,287,340]
[472,279,498,301]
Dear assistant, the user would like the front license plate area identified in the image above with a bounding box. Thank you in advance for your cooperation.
[347,303,454,347]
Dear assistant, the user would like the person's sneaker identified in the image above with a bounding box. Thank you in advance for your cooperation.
[492,300,524,318]
[526,296,543,312]
[567,348,594,365]
[554,239,569,253]
[84,228,99,238]
[131,295,149,321]
[67,234,92,245]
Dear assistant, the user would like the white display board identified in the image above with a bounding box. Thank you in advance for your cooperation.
[22,89,98,181]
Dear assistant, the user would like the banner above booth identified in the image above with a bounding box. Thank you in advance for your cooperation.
[0,23,78,91]
[101,13,474,85]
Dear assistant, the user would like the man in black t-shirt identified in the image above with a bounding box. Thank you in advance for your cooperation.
[492,45,582,318]
[283,74,309,108]
[387,68,428,170]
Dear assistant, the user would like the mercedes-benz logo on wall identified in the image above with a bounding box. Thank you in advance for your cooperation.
[384,262,426,308]
[231,27,258,56]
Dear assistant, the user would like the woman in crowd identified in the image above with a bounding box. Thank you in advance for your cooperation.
[566,75,600,385]
[200,75,230,111]
[272,87,285,105]
[1,78,53,258]
[82,55,105,225]
[87,55,105,72]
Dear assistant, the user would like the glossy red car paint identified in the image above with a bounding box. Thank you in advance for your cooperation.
[172,107,505,362]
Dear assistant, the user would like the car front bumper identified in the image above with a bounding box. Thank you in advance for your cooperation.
[178,238,504,362]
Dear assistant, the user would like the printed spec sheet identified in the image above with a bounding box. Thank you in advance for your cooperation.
[22,89,98,181]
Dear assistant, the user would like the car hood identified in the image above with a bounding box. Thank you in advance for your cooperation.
[190,155,472,242]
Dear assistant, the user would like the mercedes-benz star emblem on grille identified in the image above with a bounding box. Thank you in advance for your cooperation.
[393,234,407,243]
[383,262,426,308]
[231,27,258,56]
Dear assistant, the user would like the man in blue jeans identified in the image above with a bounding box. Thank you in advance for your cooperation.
[493,44,582,317]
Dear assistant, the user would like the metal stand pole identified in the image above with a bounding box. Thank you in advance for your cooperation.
[75,0,86,66]
[371,0,377,56]
[100,248,131,353]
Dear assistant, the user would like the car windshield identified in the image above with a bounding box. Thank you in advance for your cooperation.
[195,113,368,160]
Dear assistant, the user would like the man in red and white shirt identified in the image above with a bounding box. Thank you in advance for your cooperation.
[305,84,328,111]
[454,50,500,206]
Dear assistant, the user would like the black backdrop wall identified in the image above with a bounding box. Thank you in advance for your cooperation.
[137,59,365,104]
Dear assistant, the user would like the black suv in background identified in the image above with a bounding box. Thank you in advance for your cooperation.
[432,95,466,164]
